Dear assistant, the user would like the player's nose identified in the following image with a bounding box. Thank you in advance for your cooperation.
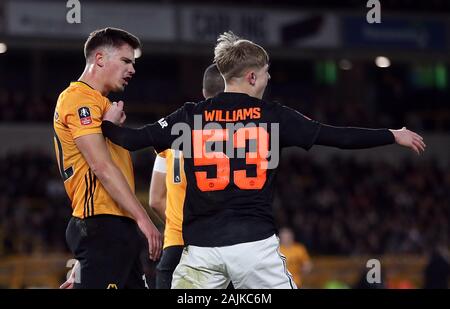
[129,64,135,75]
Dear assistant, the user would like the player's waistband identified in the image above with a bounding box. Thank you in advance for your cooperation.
[73,214,136,225]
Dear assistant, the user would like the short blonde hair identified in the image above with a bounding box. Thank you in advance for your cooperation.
[214,31,269,82]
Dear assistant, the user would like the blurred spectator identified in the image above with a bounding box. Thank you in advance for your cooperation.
[0,57,449,132]
[276,154,450,255]
[0,150,448,258]
[279,227,312,287]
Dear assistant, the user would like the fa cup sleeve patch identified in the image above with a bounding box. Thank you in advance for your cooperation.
[78,107,92,125]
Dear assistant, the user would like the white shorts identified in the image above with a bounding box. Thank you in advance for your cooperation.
[171,234,296,289]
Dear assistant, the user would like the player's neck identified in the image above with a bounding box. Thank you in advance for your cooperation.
[78,66,109,96]
[224,84,261,99]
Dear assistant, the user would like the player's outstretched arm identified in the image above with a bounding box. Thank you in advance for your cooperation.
[315,124,426,155]
[75,134,162,261]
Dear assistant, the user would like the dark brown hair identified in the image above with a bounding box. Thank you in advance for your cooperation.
[202,64,225,98]
[84,27,141,60]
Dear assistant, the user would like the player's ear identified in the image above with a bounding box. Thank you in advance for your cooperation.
[95,51,105,68]
[246,71,256,86]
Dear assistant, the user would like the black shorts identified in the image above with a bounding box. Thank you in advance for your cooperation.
[66,215,147,289]
[155,245,183,289]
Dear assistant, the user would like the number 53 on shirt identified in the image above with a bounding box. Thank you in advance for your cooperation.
[192,127,269,192]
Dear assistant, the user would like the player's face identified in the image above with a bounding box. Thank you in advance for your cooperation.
[104,44,136,93]
[279,228,293,245]
[254,64,270,99]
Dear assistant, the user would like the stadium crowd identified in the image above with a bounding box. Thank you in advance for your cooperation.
[1,58,449,132]
[274,153,449,255]
[0,150,448,257]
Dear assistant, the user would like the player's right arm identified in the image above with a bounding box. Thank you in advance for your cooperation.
[101,101,187,152]
[149,155,167,222]
[75,133,161,261]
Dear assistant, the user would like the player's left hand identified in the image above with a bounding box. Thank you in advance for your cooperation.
[104,101,125,125]
[389,127,426,155]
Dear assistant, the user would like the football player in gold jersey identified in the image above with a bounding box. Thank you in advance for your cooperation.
[149,64,224,288]
[279,227,312,287]
[55,28,161,289]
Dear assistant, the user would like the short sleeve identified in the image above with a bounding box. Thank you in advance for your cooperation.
[278,105,321,150]
[64,93,106,139]
[153,154,167,173]
[158,149,169,159]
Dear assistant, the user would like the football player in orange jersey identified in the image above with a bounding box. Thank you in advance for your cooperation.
[55,28,161,289]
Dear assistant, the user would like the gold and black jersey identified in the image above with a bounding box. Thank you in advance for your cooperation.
[158,149,186,249]
[280,243,311,287]
[53,81,134,219]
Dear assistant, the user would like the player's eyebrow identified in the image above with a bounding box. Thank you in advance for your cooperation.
[121,57,135,65]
